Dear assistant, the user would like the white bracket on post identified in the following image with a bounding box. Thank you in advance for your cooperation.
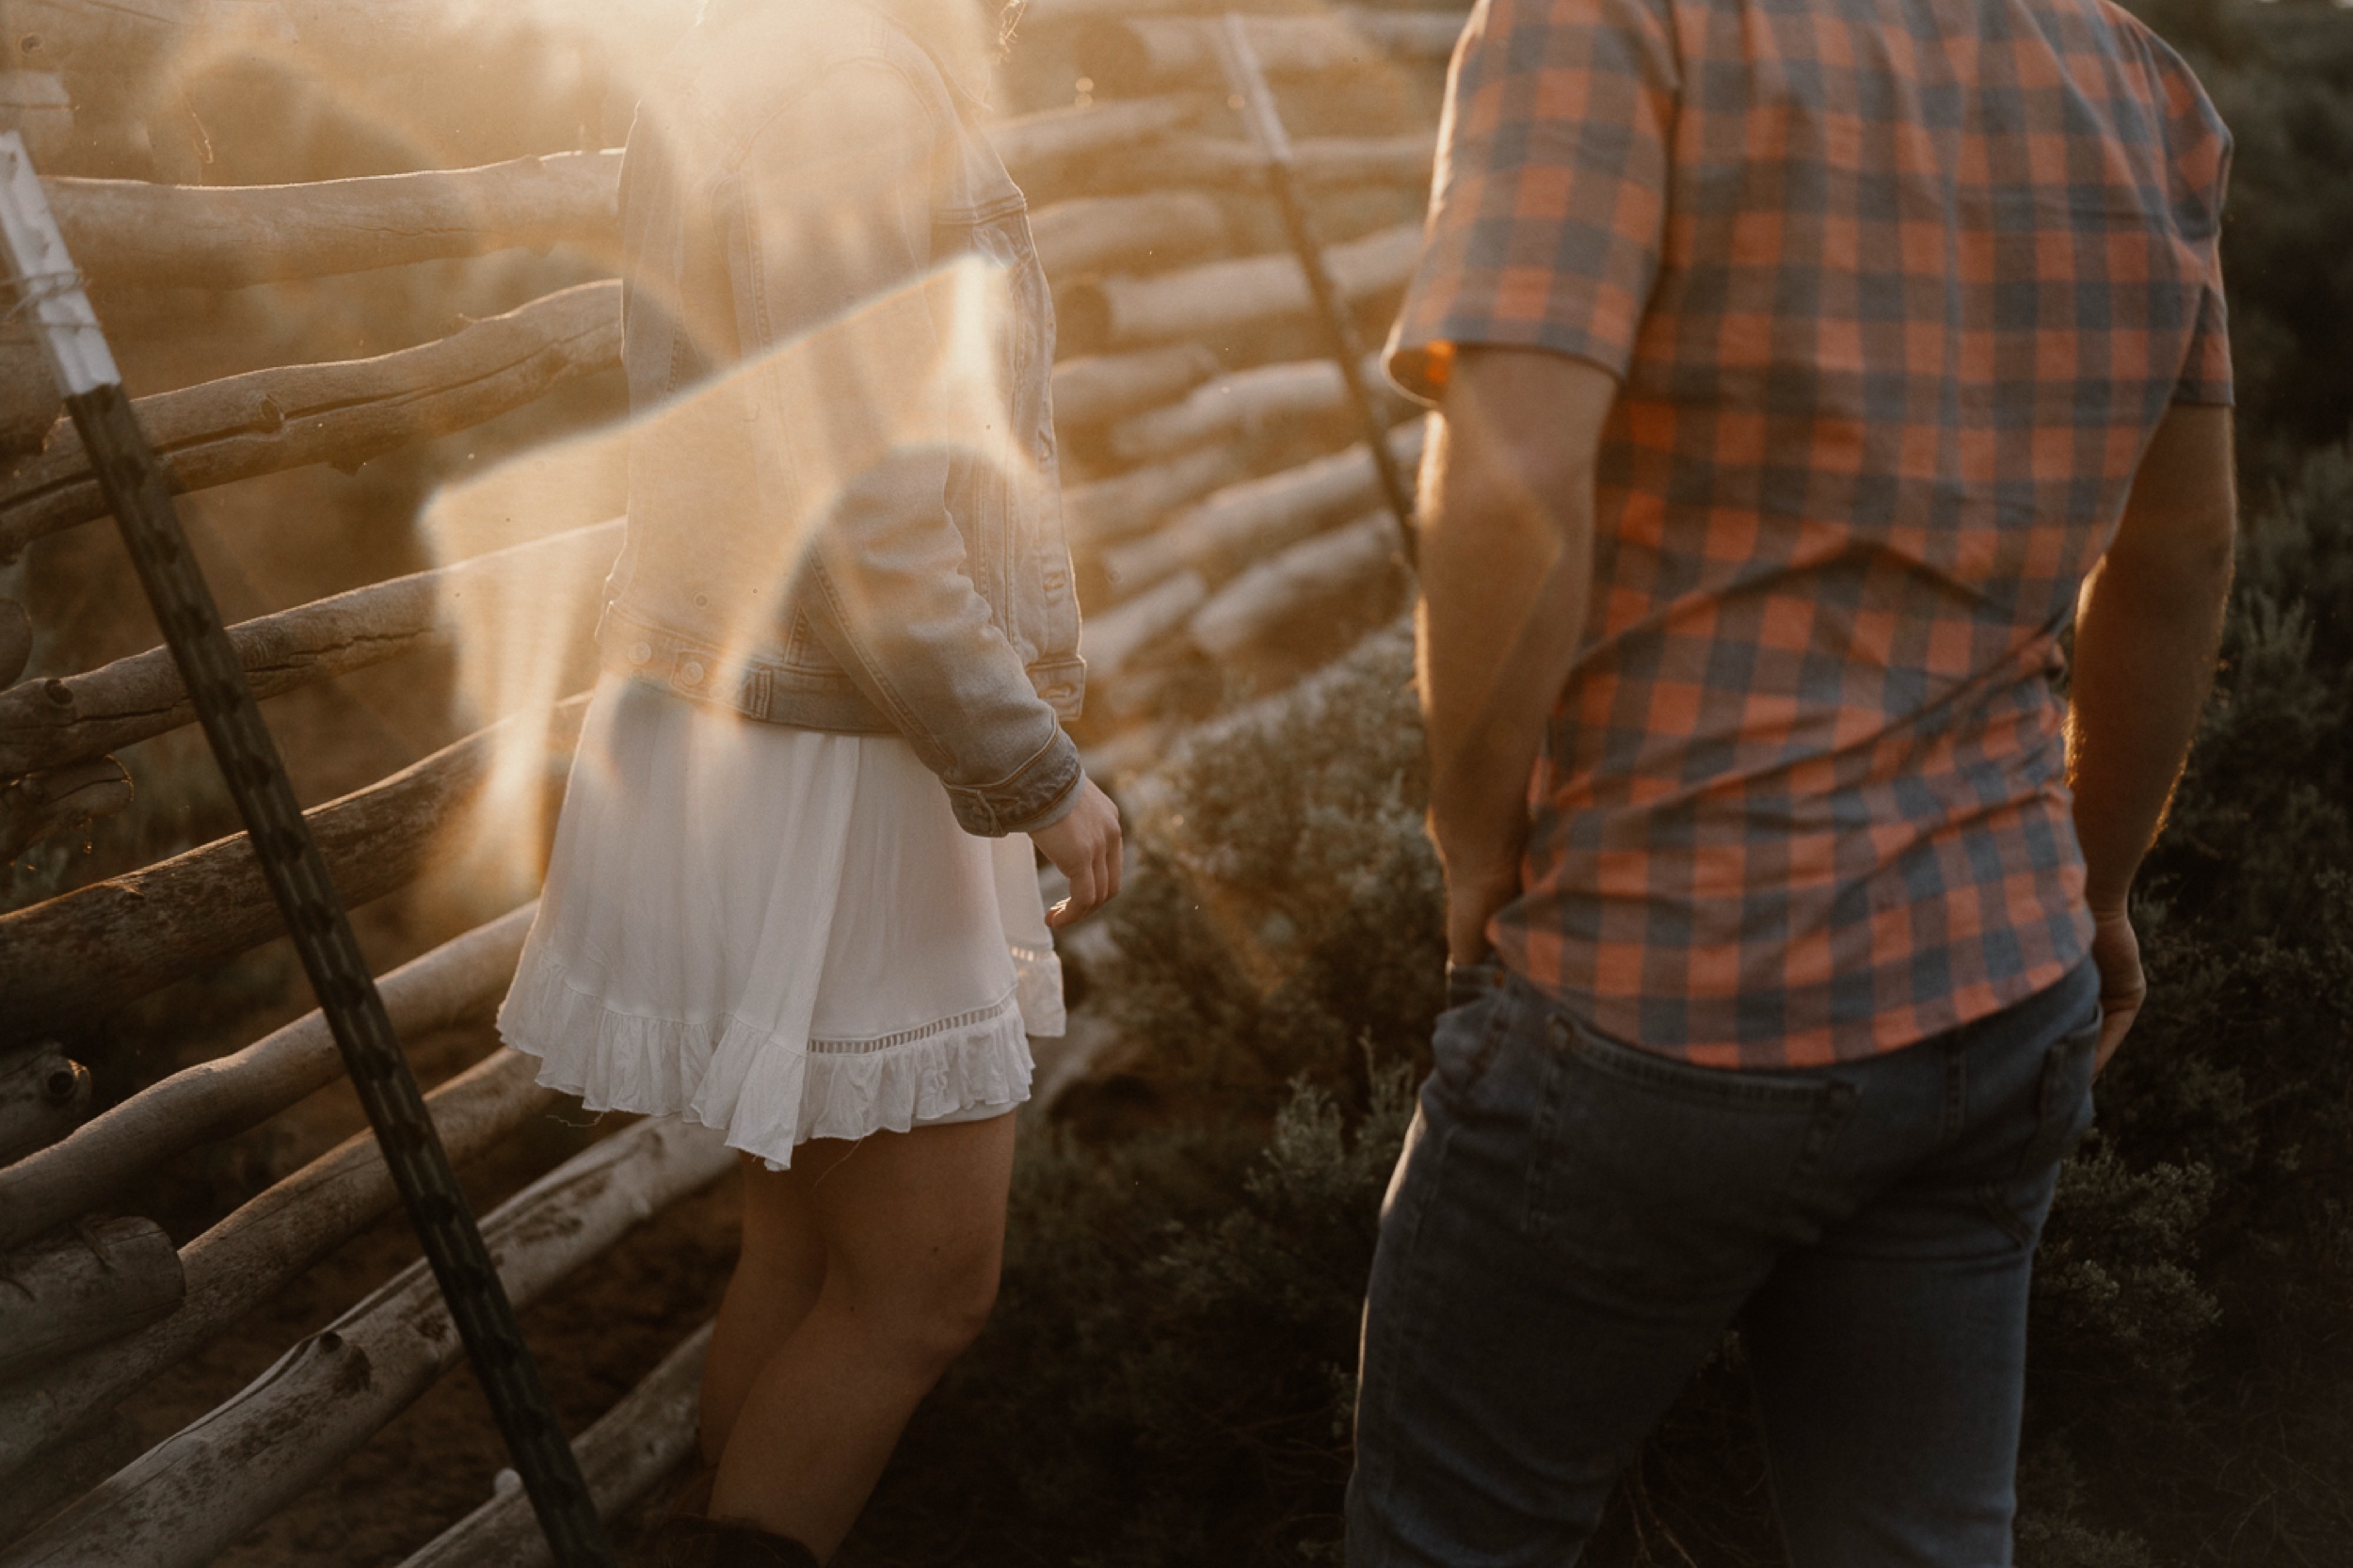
[0,130,120,398]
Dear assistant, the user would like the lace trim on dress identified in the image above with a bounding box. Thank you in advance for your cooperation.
[808,994,1021,1055]
[496,956,1034,1170]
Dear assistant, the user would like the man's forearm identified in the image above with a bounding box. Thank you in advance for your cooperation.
[1416,352,1617,956]
[1417,468,1592,886]
[2066,544,2233,912]
[2066,404,2237,914]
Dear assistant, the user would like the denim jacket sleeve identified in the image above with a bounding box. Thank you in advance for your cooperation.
[724,62,1081,836]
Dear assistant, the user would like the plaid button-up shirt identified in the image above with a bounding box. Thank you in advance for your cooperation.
[1387,0,2233,1066]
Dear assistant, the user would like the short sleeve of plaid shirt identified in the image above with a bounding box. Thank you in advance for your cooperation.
[1386,0,1678,399]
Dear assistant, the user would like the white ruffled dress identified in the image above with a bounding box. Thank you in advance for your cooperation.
[497,674,1062,1169]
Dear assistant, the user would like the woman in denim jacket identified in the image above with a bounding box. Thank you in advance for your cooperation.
[496,2,1120,1560]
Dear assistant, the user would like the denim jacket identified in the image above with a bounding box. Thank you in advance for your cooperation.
[600,0,1086,835]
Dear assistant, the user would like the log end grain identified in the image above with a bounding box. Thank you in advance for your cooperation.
[0,1216,184,1384]
[0,756,134,864]
[0,1043,91,1168]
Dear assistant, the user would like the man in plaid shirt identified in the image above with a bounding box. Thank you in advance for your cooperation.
[1350,0,2237,1560]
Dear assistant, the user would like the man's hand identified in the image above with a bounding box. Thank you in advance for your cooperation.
[2089,905,2145,1077]
[1032,776,1123,928]
[1444,850,1522,966]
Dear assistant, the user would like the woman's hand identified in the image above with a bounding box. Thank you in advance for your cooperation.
[1032,777,1123,928]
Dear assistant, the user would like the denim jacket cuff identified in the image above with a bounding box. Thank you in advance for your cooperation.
[946,728,1082,838]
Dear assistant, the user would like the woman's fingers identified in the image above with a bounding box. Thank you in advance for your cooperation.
[1033,778,1123,927]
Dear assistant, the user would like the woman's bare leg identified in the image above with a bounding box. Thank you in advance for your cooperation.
[706,1112,1016,1557]
[698,1151,829,1464]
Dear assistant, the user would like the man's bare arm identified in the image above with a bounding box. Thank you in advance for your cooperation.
[1418,347,1620,963]
[2067,401,2237,1069]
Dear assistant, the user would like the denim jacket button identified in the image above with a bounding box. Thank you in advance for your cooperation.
[630,642,653,665]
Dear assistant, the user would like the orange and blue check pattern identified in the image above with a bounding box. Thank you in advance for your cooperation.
[1388,0,2233,1066]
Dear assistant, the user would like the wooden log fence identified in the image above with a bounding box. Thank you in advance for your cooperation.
[0,8,1457,1557]
[1190,510,1405,660]
[1108,352,1394,464]
[1051,343,1223,430]
[1121,131,1436,193]
[1098,419,1426,596]
[0,282,624,561]
[1077,9,1469,86]
[0,1044,560,1485]
[986,95,1202,195]
[0,696,587,1048]
[1031,190,1227,281]
[399,1321,715,1568]
[0,755,134,864]
[1061,220,1421,349]
[0,1216,182,1383]
[1064,440,1252,549]
[0,904,535,1252]
[0,1114,733,1568]
[1081,568,1211,682]
[46,152,624,290]
[0,1039,90,1165]
[0,518,620,779]
[14,96,1203,300]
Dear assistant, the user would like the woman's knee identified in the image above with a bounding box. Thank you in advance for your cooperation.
[853,1239,1002,1369]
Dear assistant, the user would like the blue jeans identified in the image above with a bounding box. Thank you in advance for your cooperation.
[1346,958,2102,1568]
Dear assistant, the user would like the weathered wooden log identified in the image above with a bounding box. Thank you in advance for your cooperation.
[397,1320,714,1568]
[1190,512,1404,659]
[1024,0,1339,21]
[0,756,132,863]
[1109,353,1393,465]
[0,1044,559,1485]
[0,1411,138,1548]
[0,0,693,86]
[1106,131,1436,194]
[1032,191,1227,283]
[1083,568,1209,682]
[0,518,620,778]
[0,1114,734,1568]
[1100,419,1424,595]
[0,904,536,1253]
[0,599,26,686]
[1061,221,1420,349]
[1064,440,1252,549]
[1052,343,1222,431]
[1078,10,1469,87]
[989,95,1199,195]
[0,1216,182,1384]
[0,695,588,1049]
[15,89,1194,296]
[0,1041,89,1167]
[0,280,622,562]
[44,152,622,290]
